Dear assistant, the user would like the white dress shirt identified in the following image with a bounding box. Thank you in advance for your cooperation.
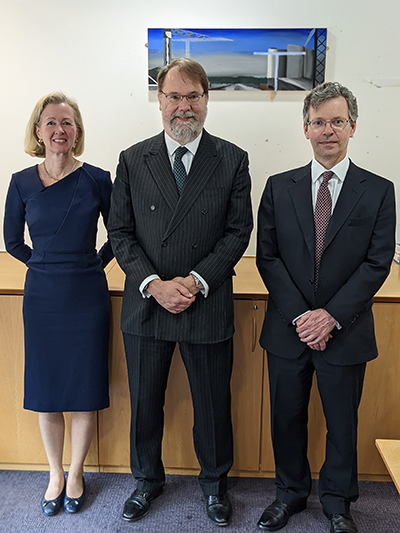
[164,131,203,175]
[311,157,350,213]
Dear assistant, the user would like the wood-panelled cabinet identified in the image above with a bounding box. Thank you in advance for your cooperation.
[358,303,400,477]
[1,253,399,480]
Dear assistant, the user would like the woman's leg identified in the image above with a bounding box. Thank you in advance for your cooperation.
[66,411,96,497]
[38,412,65,499]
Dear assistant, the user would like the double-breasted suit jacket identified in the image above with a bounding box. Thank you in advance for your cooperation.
[257,161,396,364]
[108,130,253,343]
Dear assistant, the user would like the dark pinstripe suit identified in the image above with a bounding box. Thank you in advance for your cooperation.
[108,129,253,495]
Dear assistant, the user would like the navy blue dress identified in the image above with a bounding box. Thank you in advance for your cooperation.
[3,163,113,412]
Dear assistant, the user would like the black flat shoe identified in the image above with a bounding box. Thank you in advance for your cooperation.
[64,478,86,514]
[41,480,66,516]
[122,487,163,522]
[206,494,232,527]
[258,499,307,531]
[324,511,358,533]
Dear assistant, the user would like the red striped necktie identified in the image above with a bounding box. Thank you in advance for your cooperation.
[314,171,333,289]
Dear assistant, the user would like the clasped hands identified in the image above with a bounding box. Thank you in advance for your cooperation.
[147,275,199,314]
[148,278,337,351]
[295,309,337,351]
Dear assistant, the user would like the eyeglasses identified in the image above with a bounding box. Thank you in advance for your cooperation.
[306,118,351,131]
[160,91,205,104]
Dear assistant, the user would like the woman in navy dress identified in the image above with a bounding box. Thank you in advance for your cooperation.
[3,93,113,516]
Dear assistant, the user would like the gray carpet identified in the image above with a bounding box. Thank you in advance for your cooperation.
[0,471,399,532]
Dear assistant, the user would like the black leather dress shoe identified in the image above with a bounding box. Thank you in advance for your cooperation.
[41,481,66,516]
[64,478,86,514]
[122,487,163,522]
[206,494,232,526]
[324,511,358,533]
[258,499,307,531]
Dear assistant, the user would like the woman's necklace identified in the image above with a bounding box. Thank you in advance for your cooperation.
[43,159,78,181]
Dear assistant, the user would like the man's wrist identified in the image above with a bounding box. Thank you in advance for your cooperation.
[293,310,310,326]
[191,273,204,291]
[140,275,161,298]
[147,278,162,294]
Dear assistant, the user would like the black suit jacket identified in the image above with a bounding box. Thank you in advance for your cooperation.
[108,130,253,343]
[256,161,396,365]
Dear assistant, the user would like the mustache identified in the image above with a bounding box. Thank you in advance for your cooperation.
[171,111,199,121]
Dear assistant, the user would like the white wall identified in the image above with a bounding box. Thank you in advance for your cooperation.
[1,0,399,255]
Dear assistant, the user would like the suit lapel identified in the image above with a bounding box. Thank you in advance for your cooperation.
[163,130,222,240]
[289,161,367,260]
[324,161,366,250]
[288,164,315,258]
[144,132,179,212]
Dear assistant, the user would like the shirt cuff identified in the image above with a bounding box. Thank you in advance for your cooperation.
[292,310,310,325]
[292,310,341,329]
[139,274,160,298]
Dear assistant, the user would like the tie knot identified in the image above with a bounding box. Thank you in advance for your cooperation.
[175,146,188,161]
[322,171,333,184]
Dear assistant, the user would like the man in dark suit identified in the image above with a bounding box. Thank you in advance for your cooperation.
[108,58,253,526]
[256,82,395,533]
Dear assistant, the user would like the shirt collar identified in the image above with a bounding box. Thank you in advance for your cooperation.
[311,156,350,184]
[164,130,203,157]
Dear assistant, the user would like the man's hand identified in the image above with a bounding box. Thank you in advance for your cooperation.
[173,275,200,295]
[295,309,336,351]
[147,279,195,314]
[307,334,332,351]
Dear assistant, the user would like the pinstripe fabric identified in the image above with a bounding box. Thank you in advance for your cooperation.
[109,129,252,494]
[123,333,233,495]
[108,130,253,343]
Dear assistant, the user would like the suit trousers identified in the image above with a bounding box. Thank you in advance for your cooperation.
[267,348,366,514]
[123,333,234,496]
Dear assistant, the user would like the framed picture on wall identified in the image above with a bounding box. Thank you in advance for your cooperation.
[148,28,327,92]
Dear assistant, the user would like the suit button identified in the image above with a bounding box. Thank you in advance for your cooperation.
[192,243,198,249]
[161,242,168,247]
[150,205,156,211]
[309,279,314,284]
[202,209,208,215]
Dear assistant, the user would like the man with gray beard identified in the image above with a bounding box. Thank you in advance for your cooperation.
[108,58,253,527]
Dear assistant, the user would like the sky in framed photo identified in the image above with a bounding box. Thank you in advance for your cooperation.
[148,28,327,91]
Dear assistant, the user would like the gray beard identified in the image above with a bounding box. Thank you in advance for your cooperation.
[169,112,204,144]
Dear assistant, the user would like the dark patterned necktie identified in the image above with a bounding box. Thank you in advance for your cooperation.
[314,171,333,289]
[173,146,188,194]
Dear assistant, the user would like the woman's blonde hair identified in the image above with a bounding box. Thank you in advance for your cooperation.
[24,92,85,157]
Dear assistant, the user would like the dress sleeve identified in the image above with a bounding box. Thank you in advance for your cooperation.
[97,170,114,268]
[3,176,32,264]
